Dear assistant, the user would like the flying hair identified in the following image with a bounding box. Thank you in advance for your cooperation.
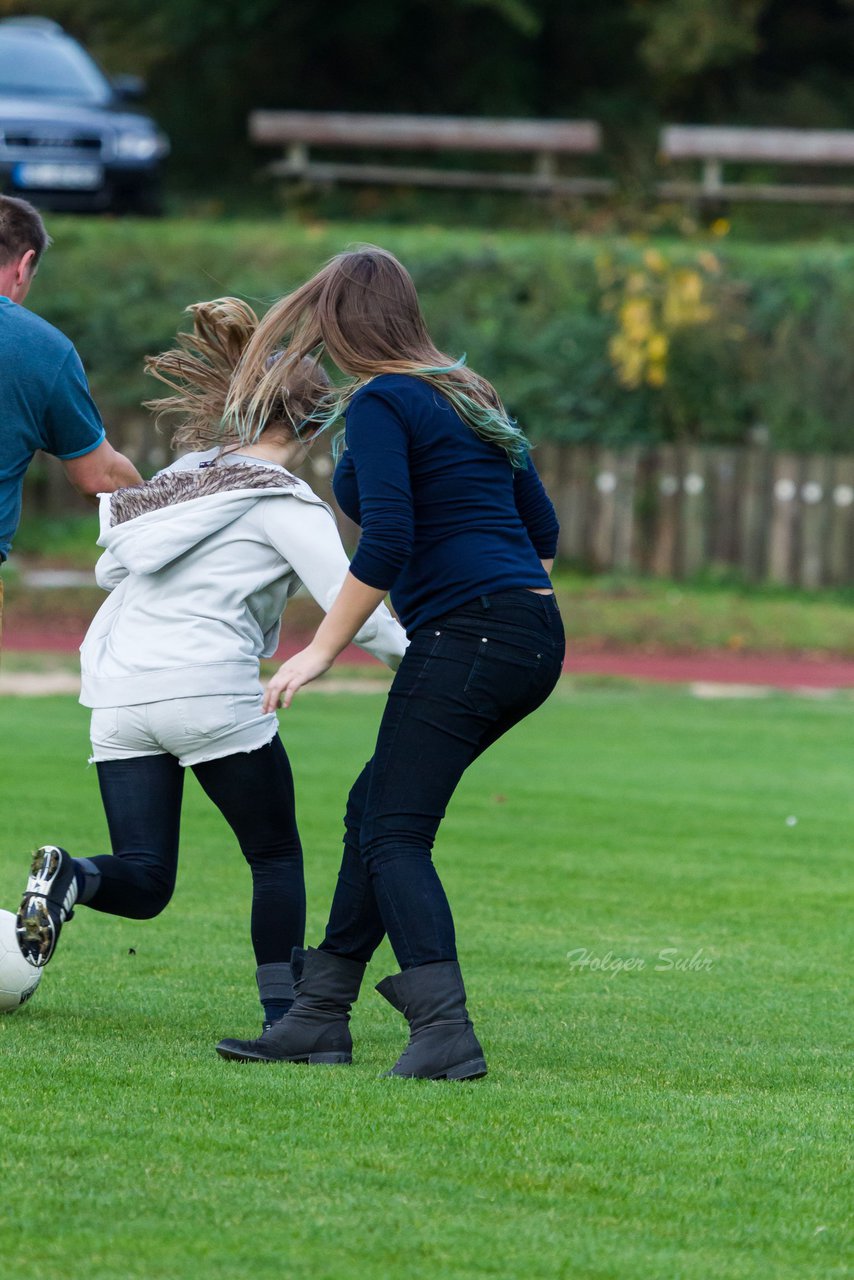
[144,297,330,453]
[223,246,531,467]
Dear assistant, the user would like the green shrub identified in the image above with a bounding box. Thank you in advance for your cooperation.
[31,218,854,455]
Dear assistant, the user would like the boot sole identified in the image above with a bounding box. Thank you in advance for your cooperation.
[16,847,73,969]
[385,1056,488,1082]
[215,1043,351,1065]
[25,846,63,895]
[16,897,56,968]
[442,1057,488,1081]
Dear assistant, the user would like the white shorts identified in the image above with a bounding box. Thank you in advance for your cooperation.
[89,693,278,768]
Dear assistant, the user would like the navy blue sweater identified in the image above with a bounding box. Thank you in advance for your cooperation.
[333,374,559,634]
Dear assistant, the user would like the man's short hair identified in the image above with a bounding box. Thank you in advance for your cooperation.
[0,195,50,268]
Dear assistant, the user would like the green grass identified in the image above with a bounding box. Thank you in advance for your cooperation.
[8,513,106,567]
[550,569,854,655]
[0,687,850,1279]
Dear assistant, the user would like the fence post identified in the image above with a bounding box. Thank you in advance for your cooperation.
[590,446,618,570]
[558,444,596,564]
[705,447,740,570]
[613,446,640,572]
[768,453,799,585]
[678,444,707,577]
[798,454,832,589]
[827,455,854,586]
[650,444,681,577]
[739,437,772,582]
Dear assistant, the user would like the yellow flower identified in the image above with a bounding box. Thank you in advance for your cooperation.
[675,269,703,304]
[602,251,718,394]
[663,270,712,328]
[711,217,730,237]
[609,335,645,388]
[647,332,669,361]
[696,250,721,275]
[643,248,667,274]
[620,298,652,340]
[625,270,649,295]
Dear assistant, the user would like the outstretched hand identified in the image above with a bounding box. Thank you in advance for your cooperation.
[263,645,333,712]
[264,573,389,712]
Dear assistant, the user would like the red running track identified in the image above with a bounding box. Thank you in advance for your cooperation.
[3,624,380,669]
[565,650,854,689]
[6,622,854,688]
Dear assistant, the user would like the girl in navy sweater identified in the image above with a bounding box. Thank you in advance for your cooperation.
[217,247,564,1079]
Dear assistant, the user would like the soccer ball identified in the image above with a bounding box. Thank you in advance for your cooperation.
[0,908,42,1012]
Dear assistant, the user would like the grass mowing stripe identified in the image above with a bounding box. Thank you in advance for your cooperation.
[0,689,849,1279]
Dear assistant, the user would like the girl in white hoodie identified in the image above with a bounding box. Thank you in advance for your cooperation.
[16,299,407,1034]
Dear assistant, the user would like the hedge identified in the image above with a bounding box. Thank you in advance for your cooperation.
[30,218,854,455]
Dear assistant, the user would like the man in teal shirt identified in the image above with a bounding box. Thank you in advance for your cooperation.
[0,196,140,562]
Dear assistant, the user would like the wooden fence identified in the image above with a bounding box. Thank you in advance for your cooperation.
[533,442,854,587]
[250,112,854,206]
[25,440,854,588]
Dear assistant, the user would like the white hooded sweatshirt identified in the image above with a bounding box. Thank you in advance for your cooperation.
[79,451,408,709]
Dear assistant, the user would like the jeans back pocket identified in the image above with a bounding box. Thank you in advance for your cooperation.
[179,695,237,738]
[463,635,550,719]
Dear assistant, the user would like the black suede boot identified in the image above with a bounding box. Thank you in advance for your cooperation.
[376,961,488,1081]
[216,948,365,1064]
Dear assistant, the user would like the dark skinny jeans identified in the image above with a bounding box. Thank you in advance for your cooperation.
[85,736,304,966]
[319,589,565,970]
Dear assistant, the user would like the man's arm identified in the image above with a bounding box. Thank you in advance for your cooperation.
[61,439,141,498]
[43,345,141,498]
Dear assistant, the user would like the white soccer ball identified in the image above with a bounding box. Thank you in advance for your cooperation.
[0,908,42,1012]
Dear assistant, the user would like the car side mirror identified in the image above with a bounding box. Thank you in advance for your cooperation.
[112,73,146,101]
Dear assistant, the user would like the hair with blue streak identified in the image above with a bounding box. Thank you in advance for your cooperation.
[224,246,532,468]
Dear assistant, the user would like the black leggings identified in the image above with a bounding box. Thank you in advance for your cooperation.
[84,736,304,966]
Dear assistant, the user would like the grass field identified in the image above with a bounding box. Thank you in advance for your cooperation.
[0,685,850,1279]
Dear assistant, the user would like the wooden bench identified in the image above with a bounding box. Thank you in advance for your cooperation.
[658,125,854,203]
[248,110,612,197]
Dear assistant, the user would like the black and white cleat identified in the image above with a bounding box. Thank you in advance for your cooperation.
[16,845,78,968]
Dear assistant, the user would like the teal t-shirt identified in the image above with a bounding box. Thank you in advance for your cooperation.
[0,296,105,559]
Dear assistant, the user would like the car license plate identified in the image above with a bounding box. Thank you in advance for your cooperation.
[13,161,103,190]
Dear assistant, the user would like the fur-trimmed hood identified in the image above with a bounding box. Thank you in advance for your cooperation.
[97,460,329,577]
[80,451,407,710]
[108,462,298,525]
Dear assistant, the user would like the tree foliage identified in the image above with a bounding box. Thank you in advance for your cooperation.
[632,0,764,83]
[3,0,854,179]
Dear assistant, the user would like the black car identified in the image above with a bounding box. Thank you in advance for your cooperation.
[0,17,169,213]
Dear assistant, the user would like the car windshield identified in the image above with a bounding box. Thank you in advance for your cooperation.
[0,31,112,104]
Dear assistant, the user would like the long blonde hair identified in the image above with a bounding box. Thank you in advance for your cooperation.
[145,297,329,453]
[223,247,530,466]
